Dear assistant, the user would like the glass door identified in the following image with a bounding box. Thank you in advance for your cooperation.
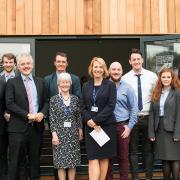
[140,35,180,75]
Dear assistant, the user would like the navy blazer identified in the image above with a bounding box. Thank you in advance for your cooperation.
[148,89,180,139]
[81,79,116,125]
[5,75,49,132]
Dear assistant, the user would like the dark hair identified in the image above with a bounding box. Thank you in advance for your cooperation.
[55,52,67,60]
[2,53,16,64]
[129,48,142,59]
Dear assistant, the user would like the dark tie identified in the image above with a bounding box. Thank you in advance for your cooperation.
[136,74,143,111]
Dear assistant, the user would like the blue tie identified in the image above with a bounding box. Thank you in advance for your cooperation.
[136,74,143,111]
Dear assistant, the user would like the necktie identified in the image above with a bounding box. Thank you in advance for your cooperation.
[136,74,143,111]
[25,77,33,114]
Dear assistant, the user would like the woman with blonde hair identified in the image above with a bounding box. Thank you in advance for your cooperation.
[148,68,180,180]
[81,57,117,180]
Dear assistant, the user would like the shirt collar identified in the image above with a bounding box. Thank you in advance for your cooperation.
[132,68,145,76]
[1,70,15,78]
[21,74,33,81]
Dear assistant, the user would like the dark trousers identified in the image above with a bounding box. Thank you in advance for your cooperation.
[129,116,153,178]
[8,125,42,180]
[0,131,8,180]
[106,122,130,180]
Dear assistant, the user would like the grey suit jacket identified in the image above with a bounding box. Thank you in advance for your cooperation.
[148,88,180,139]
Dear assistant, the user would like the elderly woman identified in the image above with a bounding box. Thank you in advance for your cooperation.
[49,72,83,180]
[81,57,117,180]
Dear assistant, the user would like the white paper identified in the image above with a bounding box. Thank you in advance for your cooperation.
[89,128,110,147]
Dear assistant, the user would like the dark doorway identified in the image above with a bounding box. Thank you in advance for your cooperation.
[35,38,139,79]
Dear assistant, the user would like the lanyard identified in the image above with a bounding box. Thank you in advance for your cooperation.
[92,86,100,106]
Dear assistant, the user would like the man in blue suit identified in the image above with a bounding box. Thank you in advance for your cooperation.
[44,51,81,180]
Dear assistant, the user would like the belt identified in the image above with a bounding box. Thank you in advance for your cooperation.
[116,119,129,124]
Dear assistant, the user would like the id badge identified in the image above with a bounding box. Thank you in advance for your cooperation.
[91,106,98,112]
[64,122,71,127]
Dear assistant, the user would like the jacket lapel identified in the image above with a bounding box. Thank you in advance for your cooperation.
[18,76,29,102]
[164,88,174,106]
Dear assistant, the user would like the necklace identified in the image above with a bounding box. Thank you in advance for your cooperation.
[62,95,70,101]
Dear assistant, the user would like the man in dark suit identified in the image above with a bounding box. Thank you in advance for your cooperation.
[44,51,81,179]
[6,53,48,180]
[0,78,6,180]
[0,53,17,179]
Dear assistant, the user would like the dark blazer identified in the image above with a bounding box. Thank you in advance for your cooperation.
[81,79,116,125]
[148,89,180,139]
[44,72,82,99]
[0,78,6,134]
[5,75,48,133]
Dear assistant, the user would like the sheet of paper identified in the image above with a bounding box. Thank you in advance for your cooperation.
[89,128,110,147]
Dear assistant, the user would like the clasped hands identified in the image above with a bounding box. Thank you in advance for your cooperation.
[27,112,44,122]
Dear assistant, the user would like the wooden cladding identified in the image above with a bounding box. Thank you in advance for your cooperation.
[0,0,180,35]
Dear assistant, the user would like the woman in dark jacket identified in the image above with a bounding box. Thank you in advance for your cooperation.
[148,68,180,180]
[81,57,116,180]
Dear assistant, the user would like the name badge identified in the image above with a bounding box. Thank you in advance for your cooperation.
[91,106,98,112]
[64,122,71,127]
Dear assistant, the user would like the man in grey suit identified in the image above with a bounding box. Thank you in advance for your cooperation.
[44,51,81,179]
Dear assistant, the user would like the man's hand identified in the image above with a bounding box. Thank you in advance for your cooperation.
[121,125,131,139]
[34,112,44,122]
[4,112,10,122]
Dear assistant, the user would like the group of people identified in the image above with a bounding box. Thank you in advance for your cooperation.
[0,48,180,180]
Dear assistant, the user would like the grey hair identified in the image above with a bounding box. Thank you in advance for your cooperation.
[57,72,72,85]
[16,53,33,66]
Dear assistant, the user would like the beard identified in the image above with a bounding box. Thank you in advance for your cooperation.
[110,75,121,82]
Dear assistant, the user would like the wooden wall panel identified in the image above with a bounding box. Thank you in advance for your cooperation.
[59,0,67,34]
[50,0,59,34]
[25,0,33,34]
[84,0,93,34]
[175,0,180,32]
[117,0,126,33]
[101,0,110,33]
[32,0,41,34]
[109,0,118,33]
[75,0,84,34]
[167,0,175,33]
[67,0,76,34]
[7,0,16,35]
[42,0,50,34]
[1,0,180,35]
[16,0,25,34]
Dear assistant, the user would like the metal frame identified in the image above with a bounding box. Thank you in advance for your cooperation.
[140,35,180,68]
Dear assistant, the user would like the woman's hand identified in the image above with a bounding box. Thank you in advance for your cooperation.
[52,132,60,146]
[150,137,155,141]
[79,128,83,141]
[87,119,96,128]
[94,125,101,132]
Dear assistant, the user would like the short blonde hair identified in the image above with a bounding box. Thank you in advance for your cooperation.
[57,72,72,85]
[88,57,109,78]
